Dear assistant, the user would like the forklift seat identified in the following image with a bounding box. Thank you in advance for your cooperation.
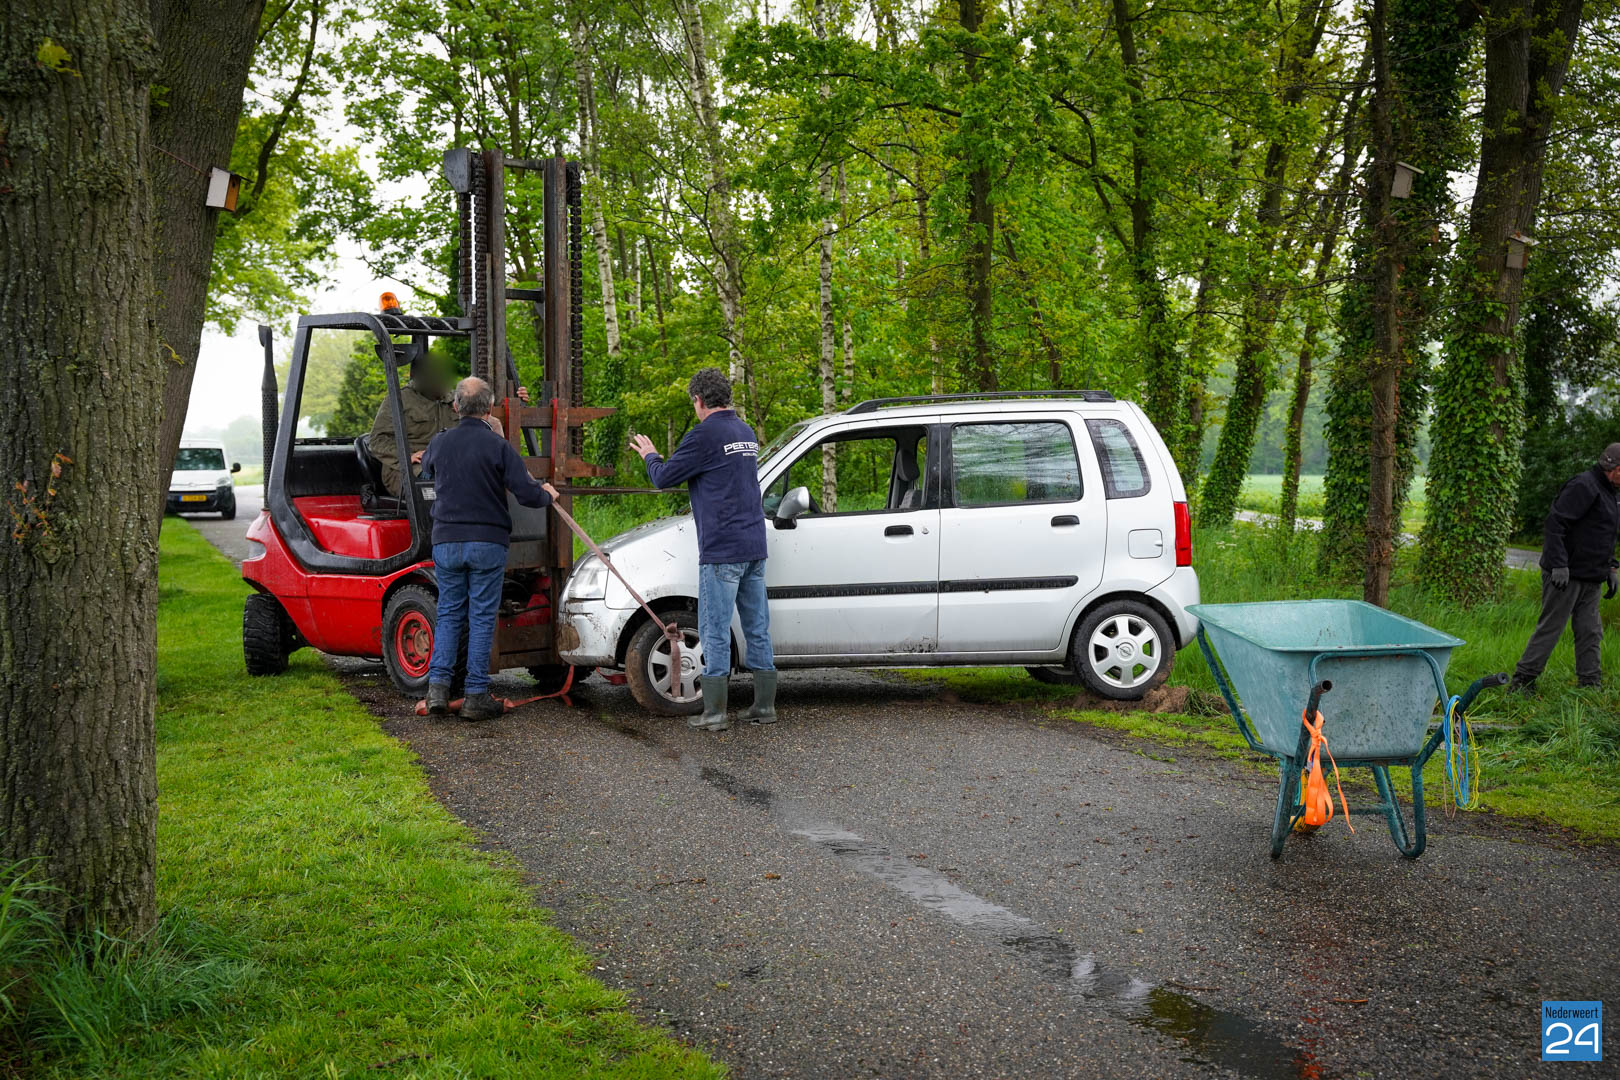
[355,436,406,517]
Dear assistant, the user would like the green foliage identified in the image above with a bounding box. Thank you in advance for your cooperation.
[1514,402,1620,539]
[36,521,723,1079]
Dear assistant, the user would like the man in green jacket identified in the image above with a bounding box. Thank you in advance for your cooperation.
[367,351,457,495]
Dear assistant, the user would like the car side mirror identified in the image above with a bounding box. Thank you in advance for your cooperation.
[231,462,242,473]
[774,485,811,530]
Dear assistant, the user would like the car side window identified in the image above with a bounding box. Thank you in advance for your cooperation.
[763,428,927,516]
[1085,419,1151,499]
[950,422,1082,508]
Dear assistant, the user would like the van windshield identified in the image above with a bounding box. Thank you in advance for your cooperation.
[174,447,226,471]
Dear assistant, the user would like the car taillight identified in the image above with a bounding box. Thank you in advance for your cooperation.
[1173,501,1192,566]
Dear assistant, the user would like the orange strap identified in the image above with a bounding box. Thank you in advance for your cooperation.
[1302,709,1354,832]
[414,665,577,716]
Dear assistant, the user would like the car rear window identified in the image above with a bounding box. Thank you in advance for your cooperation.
[951,422,1082,507]
[1085,419,1150,499]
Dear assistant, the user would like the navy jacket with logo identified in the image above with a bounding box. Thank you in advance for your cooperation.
[419,416,553,547]
[643,409,768,565]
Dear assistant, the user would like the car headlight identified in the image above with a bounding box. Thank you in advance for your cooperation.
[216,475,232,487]
[567,557,609,601]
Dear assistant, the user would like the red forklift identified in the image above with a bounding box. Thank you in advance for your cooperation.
[241,149,622,695]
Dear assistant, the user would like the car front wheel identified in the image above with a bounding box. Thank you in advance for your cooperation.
[1071,600,1175,701]
[624,609,706,716]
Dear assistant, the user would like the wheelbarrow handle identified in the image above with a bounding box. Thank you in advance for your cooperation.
[1455,672,1509,715]
[1304,679,1333,719]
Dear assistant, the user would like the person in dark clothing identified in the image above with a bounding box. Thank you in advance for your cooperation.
[419,377,558,720]
[630,368,775,731]
[1510,442,1620,692]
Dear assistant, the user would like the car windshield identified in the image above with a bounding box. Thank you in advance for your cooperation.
[757,420,810,470]
[174,447,226,471]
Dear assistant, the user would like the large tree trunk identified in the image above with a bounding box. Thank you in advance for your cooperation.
[1,0,164,935]
[1420,0,1585,603]
[150,0,267,491]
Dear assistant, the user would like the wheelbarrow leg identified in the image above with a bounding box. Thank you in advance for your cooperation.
[1373,765,1427,859]
[1270,758,1303,859]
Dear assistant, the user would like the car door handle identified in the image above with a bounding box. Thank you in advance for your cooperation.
[1050,515,1079,527]
[885,524,914,537]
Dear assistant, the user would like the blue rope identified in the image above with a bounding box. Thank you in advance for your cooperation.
[1442,694,1478,810]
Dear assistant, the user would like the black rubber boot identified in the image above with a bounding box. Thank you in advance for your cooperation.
[741,671,779,725]
[690,678,729,731]
[460,692,504,721]
[1507,676,1538,696]
[426,684,451,716]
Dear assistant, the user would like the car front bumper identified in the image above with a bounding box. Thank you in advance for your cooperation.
[167,486,232,513]
[557,599,630,668]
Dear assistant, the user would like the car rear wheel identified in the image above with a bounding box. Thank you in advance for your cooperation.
[1071,600,1175,701]
[243,593,292,675]
[1026,666,1084,686]
[624,609,705,716]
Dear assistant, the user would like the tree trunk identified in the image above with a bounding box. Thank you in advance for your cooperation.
[676,0,748,405]
[1111,0,1179,449]
[1198,0,1330,528]
[1,0,164,935]
[570,14,620,359]
[815,0,838,509]
[151,0,268,492]
[1361,0,1402,607]
[958,0,996,391]
[1419,0,1585,603]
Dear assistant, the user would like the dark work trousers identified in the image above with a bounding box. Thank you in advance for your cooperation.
[1513,573,1605,685]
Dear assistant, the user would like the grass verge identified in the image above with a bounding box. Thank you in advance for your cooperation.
[16,520,724,1078]
[903,521,1620,841]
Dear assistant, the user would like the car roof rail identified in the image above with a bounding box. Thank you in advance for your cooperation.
[844,390,1117,414]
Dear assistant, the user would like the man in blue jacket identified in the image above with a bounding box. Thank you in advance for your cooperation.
[631,368,776,731]
[1510,442,1620,692]
[420,377,559,720]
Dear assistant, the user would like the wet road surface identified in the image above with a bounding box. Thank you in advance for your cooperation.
[191,517,1615,1078]
[346,668,1617,1080]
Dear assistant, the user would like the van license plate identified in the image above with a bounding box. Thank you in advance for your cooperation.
[181,494,207,502]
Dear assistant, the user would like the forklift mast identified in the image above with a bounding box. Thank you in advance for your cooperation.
[444,148,616,572]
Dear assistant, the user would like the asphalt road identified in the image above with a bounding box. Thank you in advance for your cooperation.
[181,483,262,565]
[191,501,1615,1079]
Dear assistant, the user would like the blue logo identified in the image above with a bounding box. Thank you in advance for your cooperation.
[1542,1001,1602,1061]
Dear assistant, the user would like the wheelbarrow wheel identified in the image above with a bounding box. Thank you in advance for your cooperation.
[1071,601,1175,701]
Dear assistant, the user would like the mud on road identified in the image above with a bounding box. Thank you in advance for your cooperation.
[337,663,1619,1080]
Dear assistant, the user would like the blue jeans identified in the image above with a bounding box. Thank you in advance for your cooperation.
[697,560,775,680]
[429,541,507,694]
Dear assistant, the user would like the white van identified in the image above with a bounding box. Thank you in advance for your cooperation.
[557,392,1199,714]
[167,438,240,519]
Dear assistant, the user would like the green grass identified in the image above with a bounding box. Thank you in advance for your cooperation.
[232,465,263,486]
[905,521,1620,840]
[1234,474,1429,532]
[16,520,724,1078]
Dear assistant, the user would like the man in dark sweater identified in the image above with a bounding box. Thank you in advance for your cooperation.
[631,368,775,731]
[1510,442,1620,692]
[419,377,558,719]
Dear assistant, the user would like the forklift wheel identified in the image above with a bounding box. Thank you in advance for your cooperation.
[383,585,440,696]
[528,664,591,694]
[624,609,705,717]
[243,594,291,676]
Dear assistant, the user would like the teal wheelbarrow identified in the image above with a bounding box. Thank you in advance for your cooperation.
[1190,600,1506,859]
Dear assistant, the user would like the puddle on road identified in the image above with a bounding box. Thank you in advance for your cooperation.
[614,722,1327,1079]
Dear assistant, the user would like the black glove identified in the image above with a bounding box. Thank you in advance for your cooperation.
[1551,567,1570,589]
[1606,568,1618,600]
